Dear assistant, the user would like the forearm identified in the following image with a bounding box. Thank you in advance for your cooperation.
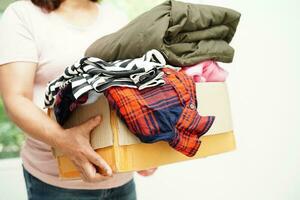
[2,94,64,148]
[0,61,112,181]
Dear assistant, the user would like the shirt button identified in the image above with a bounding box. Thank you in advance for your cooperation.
[189,103,196,110]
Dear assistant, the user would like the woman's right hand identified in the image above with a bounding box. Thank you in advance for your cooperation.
[55,115,113,183]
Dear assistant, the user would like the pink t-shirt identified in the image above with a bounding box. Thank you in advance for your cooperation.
[0,0,134,189]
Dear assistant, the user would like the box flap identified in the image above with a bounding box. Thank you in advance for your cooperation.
[196,82,233,134]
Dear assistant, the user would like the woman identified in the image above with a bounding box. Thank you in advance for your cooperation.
[0,0,156,199]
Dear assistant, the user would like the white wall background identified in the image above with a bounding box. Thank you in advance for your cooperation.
[0,0,299,200]
[135,0,300,200]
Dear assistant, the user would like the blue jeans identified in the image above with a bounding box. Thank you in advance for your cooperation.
[22,167,137,200]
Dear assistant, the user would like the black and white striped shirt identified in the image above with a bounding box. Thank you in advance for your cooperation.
[44,49,169,108]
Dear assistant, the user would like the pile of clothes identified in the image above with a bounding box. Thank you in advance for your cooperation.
[44,0,241,157]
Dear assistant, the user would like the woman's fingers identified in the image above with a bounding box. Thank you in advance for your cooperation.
[71,156,90,182]
[137,167,157,176]
[77,116,102,137]
[72,160,90,182]
[85,147,113,176]
[61,115,114,182]
[81,162,106,183]
[76,116,113,176]
[72,156,110,183]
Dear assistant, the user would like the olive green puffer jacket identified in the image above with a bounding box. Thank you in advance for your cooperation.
[85,0,241,66]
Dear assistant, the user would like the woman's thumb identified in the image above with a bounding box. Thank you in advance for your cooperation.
[81,116,102,133]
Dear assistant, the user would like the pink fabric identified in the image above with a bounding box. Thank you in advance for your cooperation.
[181,60,228,83]
[0,1,133,189]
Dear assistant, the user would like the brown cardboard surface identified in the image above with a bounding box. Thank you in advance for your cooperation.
[48,82,236,179]
[57,131,235,178]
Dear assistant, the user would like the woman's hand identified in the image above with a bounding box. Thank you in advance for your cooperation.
[0,63,111,183]
[137,168,157,177]
[56,115,113,183]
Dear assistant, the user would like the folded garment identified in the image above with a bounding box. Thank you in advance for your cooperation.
[104,68,215,157]
[44,49,167,109]
[85,0,241,66]
[181,60,228,82]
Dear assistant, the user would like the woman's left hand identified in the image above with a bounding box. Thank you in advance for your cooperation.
[137,168,157,177]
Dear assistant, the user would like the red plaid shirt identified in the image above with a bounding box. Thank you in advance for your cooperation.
[104,68,215,157]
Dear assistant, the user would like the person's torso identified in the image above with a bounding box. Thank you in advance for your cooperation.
[14,0,133,189]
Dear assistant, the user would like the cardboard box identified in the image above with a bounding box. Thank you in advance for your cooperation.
[48,82,235,179]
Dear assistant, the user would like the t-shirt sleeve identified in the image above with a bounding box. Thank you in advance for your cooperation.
[0,3,38,65]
